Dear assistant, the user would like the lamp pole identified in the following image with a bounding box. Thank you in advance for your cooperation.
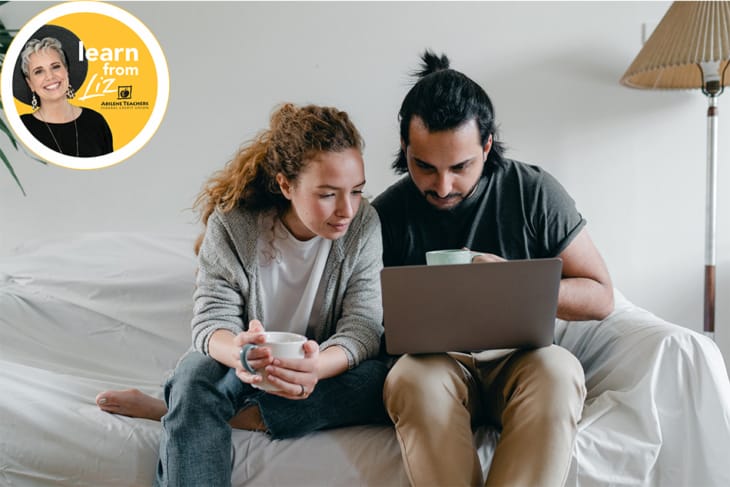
[621,2,730,341]
[702,63,722,340]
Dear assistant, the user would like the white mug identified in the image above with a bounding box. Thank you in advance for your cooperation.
[240,331,306,392]
[425,249,479,266]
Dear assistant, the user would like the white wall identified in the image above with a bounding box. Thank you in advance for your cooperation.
[1,2,728,368]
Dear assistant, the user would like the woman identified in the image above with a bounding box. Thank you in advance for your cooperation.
[19,36,113,157]
[96,103,388,486]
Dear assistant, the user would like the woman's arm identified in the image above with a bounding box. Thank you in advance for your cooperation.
[315,345,349,379]
[191,213,248,354]
[318,205,385,366]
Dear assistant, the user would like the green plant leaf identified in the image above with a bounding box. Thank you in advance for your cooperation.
[0,9,36,194]
[0,114,18,150]
[0,101,47,167]
[0,16,12,57]
[0,146,25,196]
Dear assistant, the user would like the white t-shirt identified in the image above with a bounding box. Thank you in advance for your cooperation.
[257,215,332,335]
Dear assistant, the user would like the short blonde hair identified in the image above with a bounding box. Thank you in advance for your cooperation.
[21,37,67,77]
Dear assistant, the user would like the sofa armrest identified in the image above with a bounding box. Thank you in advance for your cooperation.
[555,289,726,398]
[555,289,730,486]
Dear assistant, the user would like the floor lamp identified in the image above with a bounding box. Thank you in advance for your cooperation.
[621,1,730,340]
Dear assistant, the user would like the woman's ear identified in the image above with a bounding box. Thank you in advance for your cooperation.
[276,173,292,200]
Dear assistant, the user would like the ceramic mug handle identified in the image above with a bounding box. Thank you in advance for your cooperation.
[240,343,259,374]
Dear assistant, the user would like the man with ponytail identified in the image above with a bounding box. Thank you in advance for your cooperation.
[372,51,614,486]
[96,103,389,486]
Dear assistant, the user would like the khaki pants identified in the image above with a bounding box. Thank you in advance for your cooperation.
[383,345,586,487]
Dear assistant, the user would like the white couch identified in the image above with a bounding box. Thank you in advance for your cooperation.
[1,232,729,486]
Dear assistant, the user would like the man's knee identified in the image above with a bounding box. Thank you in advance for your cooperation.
[384,354,472,415]
[530,345,584,389]
[511,345,586,417]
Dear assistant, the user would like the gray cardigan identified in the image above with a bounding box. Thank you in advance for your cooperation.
[191,199,384,368]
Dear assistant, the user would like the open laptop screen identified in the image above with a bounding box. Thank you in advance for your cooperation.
[381,258,562,355]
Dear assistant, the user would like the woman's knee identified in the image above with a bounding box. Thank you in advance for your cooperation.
[166,351,230,405]
[328,359,388,396]
[356,359,388,389]
[353,358,388,377]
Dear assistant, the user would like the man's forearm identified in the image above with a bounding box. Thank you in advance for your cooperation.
[556,277,614,322]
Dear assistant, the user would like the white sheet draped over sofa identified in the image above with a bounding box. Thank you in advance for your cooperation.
[1,233,728,486]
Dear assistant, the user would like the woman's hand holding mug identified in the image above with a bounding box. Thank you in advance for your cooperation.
[236,320,314,399]
[263,340,320,400]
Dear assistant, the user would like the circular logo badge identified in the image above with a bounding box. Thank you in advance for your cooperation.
[0,1,169,169]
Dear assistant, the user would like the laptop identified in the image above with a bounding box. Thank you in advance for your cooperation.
[381,258,562,355]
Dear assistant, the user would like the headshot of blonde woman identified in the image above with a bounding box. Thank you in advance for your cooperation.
[12,24,113,158]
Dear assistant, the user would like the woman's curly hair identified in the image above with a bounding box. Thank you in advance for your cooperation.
[193,103,363,254]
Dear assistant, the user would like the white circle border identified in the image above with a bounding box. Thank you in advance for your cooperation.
[0,1,170,170]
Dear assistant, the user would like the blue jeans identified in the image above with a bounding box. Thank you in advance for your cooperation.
[154,351,389,486]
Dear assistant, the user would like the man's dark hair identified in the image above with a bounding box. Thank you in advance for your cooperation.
[392,50,505,174]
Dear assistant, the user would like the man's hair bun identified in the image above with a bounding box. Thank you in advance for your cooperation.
[413,50,450,78]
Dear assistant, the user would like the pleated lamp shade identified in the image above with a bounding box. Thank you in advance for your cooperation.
[621,1,730,90]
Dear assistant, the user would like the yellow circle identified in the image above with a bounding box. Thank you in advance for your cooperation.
[1,1,169,169]
[12,13,157,151]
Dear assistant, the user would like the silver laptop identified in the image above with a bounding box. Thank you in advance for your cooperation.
[381,258,562,355]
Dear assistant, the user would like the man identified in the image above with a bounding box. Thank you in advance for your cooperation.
[371,51,614,487]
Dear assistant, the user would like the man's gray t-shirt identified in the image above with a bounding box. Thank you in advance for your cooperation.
[372,158,586,267]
